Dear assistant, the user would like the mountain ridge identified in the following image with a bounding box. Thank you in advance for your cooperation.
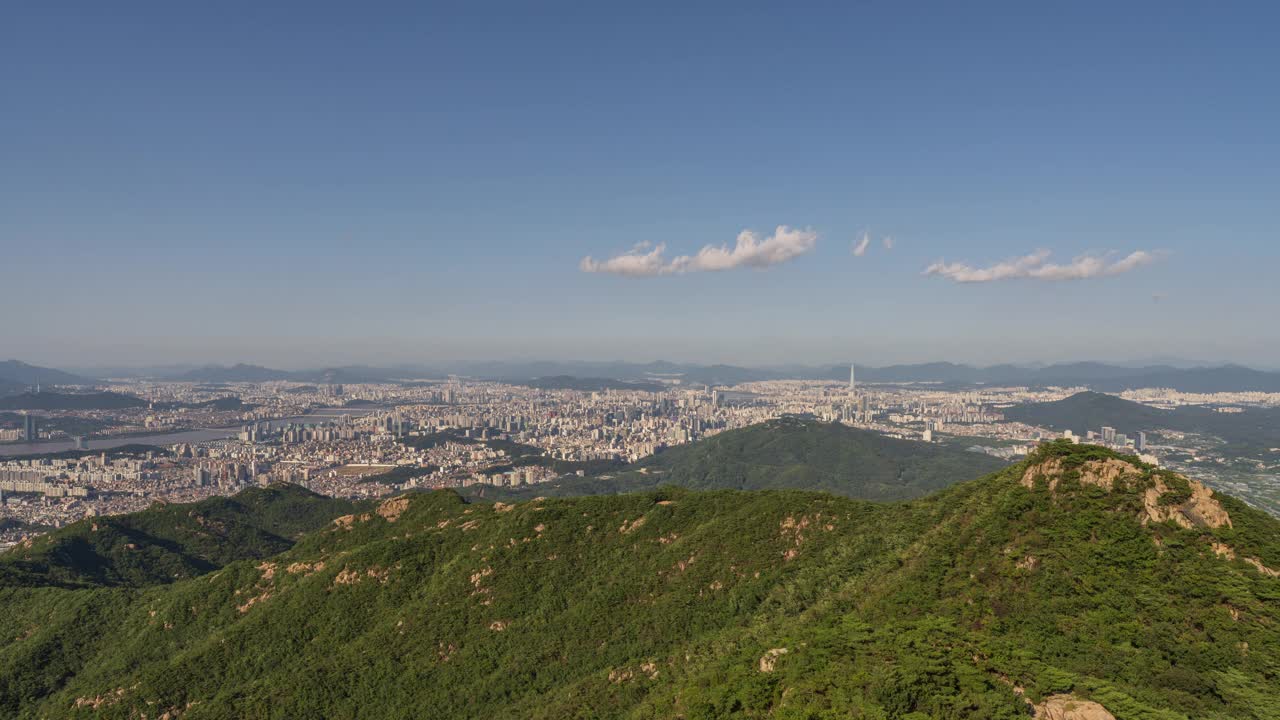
[9,357,1280,393]
[0,361,92,394]
[2,442,1278,718]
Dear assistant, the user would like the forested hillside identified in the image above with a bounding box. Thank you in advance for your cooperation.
[2,442,1278,718]
[466,417,1006,502]
[0,485,359,588]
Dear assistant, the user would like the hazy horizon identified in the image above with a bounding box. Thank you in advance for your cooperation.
[5,4,1278,371]
[10,353,1277,377]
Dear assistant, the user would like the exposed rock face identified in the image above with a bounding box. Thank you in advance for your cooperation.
[333,565,391,587]
[376,497,411,522]
[1212,542,1236,560]
[1078,459,1140,490]
[1142,475,1231,529]
[1216,542,1280,577]
[1021,455,1232,531]
[286,561,324,575]
[1033,694,1116,720]
[619,517,646,534]
[1020,459,1061,490]
[758,648,787,673]
[1245,557,1280,578]
[1021,458,1139,492]
[332,513,371,530]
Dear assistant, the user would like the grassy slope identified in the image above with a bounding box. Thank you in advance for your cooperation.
[1,444,1279,718]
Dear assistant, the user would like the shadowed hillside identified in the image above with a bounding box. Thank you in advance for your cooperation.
[0,484,359,588]
[0,392,147,411]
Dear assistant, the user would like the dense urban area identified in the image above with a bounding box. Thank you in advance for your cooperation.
[3,365,1278,548]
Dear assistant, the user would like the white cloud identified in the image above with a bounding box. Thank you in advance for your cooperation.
[580,226,818,277]
[578,242,669,277]
[923,249,1159,284]
[852,232,871,257]
[882,235,895,250]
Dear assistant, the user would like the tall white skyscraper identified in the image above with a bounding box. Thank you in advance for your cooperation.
[849,364,856,392]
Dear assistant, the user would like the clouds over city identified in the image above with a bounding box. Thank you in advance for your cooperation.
[580,226,818,277]
[922,249,1159,284]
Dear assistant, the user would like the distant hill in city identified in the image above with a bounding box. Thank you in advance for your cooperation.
[0,360,92,393]
[0,484,359,588]
[511,375,668,392]
[0,391,148,411]
[467,417,1007,502]
[1003,391,1175,433]
[188,396,252,411]
[4,443,1280,717]
[152,396,254,412]
[1005,391,1280,455]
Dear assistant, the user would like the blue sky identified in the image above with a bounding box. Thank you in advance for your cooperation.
[3,2,1278,368]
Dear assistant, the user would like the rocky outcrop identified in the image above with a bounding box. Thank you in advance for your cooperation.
[619,517,646,534]
[1245,557,1280,578]
[332,513,371,530]
[286,561,325,575]
[376,497,411,522]
[1212,542,1280,577]
[758,648,787,673]
[1142,475,1231,529]
[1021,455,1232,531]
[1032,694,1116,720]
[1021,458,1140,492]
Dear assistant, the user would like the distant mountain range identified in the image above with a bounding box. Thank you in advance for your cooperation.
[830,361,1280,392]
[468,360,1280,392]
[0,360,92,394]
[7,357,1280,394]
[511,375,669,393]
[171,363,436,384]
